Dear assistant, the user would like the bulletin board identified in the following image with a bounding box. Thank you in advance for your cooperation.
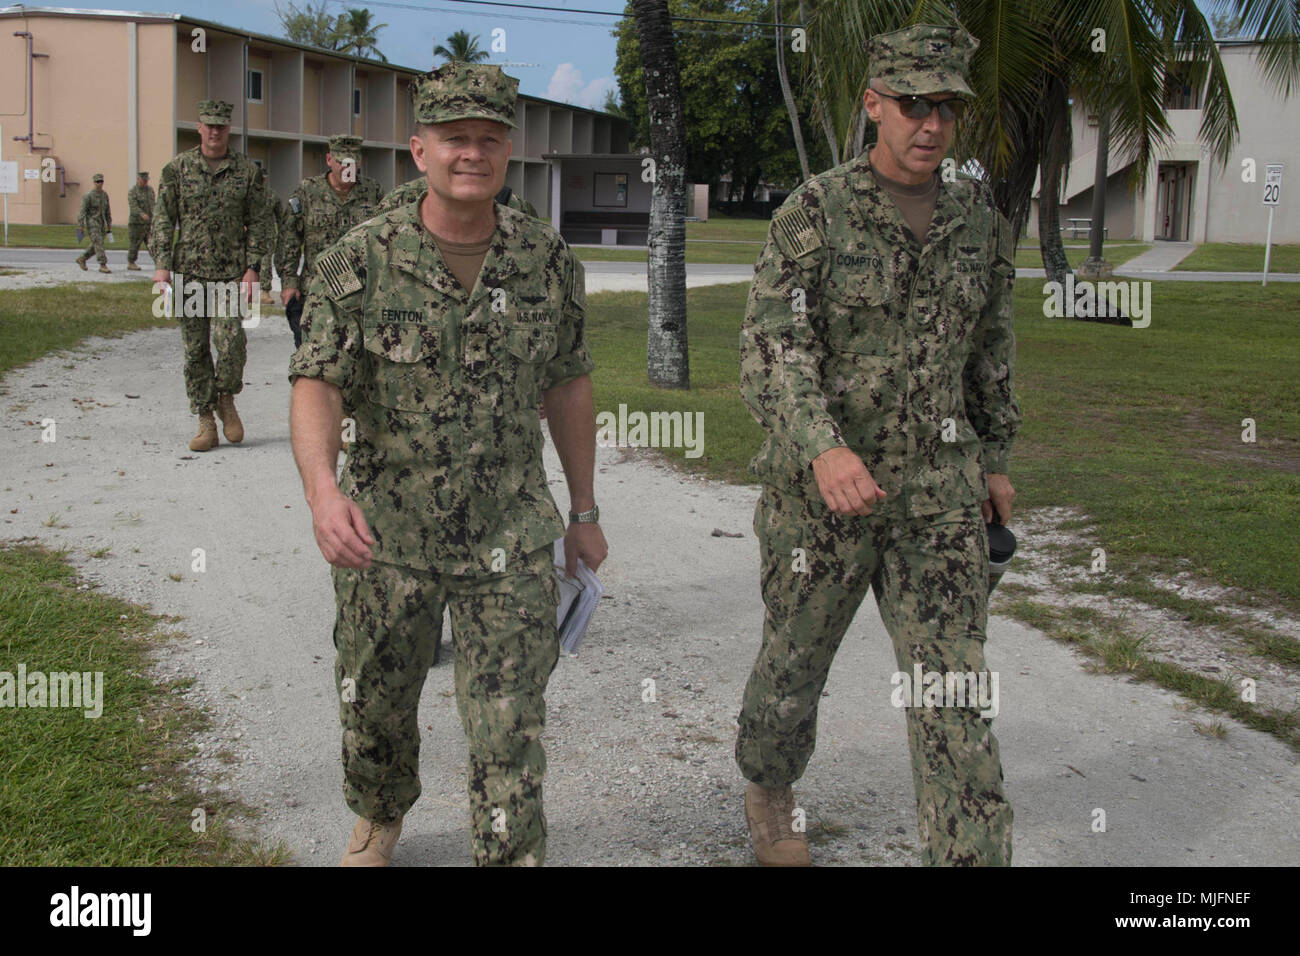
[593,172,629,207]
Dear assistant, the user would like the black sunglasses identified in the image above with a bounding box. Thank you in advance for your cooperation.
[876,91,967,122]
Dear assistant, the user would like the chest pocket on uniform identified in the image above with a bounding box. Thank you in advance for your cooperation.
[942,257,991,313]
[362,318,443,412]
[504,309,560,365]
[822,268,897,356]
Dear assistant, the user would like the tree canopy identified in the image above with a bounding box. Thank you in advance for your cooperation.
[614,0,831,201]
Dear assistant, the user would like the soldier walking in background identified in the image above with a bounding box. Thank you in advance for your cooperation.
[75,173,112,273]
[150,99,270,452]
[288,62,605,866]
[734,24,1020,867]
[126,171,154,271]
[260,189,286,305]
[277,134,383,349]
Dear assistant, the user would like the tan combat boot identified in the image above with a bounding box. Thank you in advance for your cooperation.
[215,393,244,443]
[340,816,403,867]
[75,256,88,270]
[188,410,219,452]
[745,782,811,867]
[98,264,111,273]
[127,263,142,271]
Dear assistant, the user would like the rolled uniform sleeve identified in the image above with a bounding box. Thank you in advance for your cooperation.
[739,209,846,468]
[538,247,595,391]
[962,212,1020,474]
[287,240,364,395]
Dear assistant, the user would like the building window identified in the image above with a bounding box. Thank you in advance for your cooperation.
[248,68,264,104]
[353,88,362,116]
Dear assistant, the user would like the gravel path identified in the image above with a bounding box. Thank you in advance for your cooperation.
[2,300,1295,866]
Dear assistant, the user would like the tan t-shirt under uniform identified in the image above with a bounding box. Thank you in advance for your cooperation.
[871,166,939,246]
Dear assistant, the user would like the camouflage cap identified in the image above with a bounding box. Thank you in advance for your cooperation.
[412,61,518,128]
[92,173,104,183]
[138,171,149,179]
[328,134,363,160]
[197,99,234,125]
[867,23,978,97]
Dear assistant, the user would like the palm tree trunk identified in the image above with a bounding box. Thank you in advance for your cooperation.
[797,0,838,167]
[1037,155,1071,286]
[774,0,810,182]
[1037,73,1072,288]
[1087,110,1110,262]
[632,0,689,389]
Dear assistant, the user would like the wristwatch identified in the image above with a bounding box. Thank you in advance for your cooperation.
[569,506,600,524]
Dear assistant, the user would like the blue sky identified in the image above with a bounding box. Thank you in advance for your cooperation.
[139,0,628,107]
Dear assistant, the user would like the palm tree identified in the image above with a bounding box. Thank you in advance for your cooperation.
[774,0,812,182]
[433,30,490,64]
[631,0,690,389]
[803,0,1300,291]
[331,7,387,61]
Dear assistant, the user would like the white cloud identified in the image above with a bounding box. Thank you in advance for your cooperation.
[546,63,618,109]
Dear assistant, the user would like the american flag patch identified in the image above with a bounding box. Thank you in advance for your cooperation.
[772,206,823,259]
[318,248,362,299]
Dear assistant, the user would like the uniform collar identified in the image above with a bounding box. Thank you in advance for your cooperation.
[192,146,232,177]
[384,198,531,308]
[850,150,967,255]
[317,172,366,205]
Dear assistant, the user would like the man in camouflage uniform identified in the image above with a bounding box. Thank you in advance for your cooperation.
[277,134,383,349]
[75,173,112,273]
[259,190,286,305]
[734,24,1020,867]
[151,99,270,452]
[126,171,154,271]
[378,175,539,219]
[288,61,606,867]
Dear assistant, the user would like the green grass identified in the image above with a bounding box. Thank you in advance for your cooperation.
[0,282,169,377]
[1014,242,1151,271]
[1,223,106,250]
[589,286,765,485]
[1174,242,1300,273]
[585,278,1300,611]
[0,542,287,864]
[687,214,772,242]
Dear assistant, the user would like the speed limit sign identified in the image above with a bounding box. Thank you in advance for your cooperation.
[1262,164,1284,285]
[1262,165,1282,205]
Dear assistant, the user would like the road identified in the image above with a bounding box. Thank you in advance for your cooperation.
[2,312,1295,866]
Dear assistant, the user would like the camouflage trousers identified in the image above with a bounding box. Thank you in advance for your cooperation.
[127,221,149,264]
[78,228,106,266]
[330,546,561,866]
[179,288,246,414]
[735,485,1013,866]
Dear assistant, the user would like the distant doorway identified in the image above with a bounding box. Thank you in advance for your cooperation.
[1156,163,1195,241]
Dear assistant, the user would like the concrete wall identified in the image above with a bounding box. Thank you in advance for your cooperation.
[302,61,322,135]
[1034,44,1300,244]
[176,34,205,120]
[1178,44,1297,243]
